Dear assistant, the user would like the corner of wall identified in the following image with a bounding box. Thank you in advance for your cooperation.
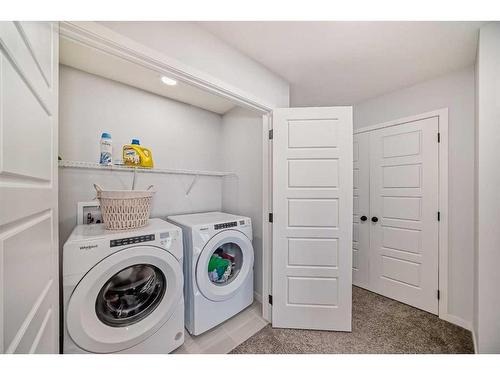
[473,25,480,352]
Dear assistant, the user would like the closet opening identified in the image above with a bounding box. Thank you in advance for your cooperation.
[58,26,270,351]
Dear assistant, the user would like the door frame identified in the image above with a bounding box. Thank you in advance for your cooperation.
[354,108,456,327]
[58,22,275,321]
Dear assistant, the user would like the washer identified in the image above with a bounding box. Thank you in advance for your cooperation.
[167,212,254,336]
[63,219,184,354]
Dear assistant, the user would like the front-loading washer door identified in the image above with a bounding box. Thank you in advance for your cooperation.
[196,230,254,302]
[66,246,182,353]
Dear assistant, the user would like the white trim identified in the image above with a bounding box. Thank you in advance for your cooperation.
[261,114,273,323]
[253,292,262,304]
[439,313,473,332]
[436,109,450,324]
[355,108,451,324]
[472,328,478,354]
[59,22,273,114]
[354,109,448,135]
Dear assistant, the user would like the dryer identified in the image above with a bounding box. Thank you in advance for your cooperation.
[168,212,254,336]
[63,219,184,354]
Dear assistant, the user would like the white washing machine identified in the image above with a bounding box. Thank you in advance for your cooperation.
[63,219,185,354]
[167,212,254,336]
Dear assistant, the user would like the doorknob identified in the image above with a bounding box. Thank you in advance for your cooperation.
[360,215,367,222]
[371,216,379,223]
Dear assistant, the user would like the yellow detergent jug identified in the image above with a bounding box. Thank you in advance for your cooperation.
[122,139,154,168]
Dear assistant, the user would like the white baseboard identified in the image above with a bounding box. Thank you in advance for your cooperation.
[253,291,272,322]
[472,328,478,354]
[254,291,262,303]
[440,313,473,331]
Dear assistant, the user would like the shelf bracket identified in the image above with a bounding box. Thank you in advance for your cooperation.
[132,167,138,190]
[185,174,199,196]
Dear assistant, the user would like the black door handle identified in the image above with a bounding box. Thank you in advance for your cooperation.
[360,215,367,222]
[371,216,379,223]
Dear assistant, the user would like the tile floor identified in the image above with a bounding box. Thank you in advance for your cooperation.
[173,300,267,354]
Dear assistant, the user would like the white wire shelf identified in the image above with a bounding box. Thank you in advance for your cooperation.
[58,160,236,177]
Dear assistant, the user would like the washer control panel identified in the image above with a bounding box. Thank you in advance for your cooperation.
[110,234,155,247]
[159,231,173,250]
[214,221,237,230]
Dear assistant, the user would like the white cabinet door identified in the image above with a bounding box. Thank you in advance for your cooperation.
[0,22,59,353]
[369,118,439,314]
[272,107,352,331]
[352,132,370,289]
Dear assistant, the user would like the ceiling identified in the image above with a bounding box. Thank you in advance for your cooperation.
[199,21,485,106]
[60,36,236,115]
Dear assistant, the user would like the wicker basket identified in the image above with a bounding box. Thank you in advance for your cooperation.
[94,184,155,230]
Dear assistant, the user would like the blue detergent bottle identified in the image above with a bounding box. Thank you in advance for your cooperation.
[99,132,112,165]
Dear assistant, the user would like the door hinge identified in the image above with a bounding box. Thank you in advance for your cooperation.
[268,295,273,305]
[269,213,273,223]
[269,129,273,140]
[437,132,441,143]
[437,211,441,221]
[437,290,440,300]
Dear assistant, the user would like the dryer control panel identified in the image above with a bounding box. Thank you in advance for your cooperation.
[110,234,155,247]
[214,221,237,230]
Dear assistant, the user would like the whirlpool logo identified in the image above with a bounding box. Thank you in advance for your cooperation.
[80,244,98,251]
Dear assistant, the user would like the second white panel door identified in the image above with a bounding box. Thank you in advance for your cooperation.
[353,117,439,315]
[369,117,439,314]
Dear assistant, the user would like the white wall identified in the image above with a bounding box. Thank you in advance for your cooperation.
[97,21,290,109]
[59,65,225,245]
[473,43,480,353]
[220,107,264,299]
[354,66,476,328]
[475,22,500,353]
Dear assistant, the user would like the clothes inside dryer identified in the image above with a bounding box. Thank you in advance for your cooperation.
[207,242,243,285]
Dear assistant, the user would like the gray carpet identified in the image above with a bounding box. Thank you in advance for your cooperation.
[230,286,474,354]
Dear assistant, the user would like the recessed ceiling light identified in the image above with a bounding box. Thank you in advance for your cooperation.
[160,76,177,86]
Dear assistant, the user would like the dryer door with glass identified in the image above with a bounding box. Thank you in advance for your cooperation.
[66,246,182,353]
[195,230,254,302]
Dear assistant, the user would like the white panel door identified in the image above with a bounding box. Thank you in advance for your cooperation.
[272,107,353,331]
[369,117,439,314]
[0,22,59,353]
[352,132,370,289]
